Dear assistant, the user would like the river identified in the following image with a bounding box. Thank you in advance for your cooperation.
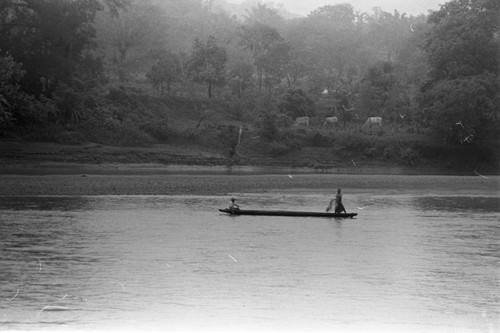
[0,176,499,332]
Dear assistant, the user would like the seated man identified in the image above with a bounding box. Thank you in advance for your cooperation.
[229,198,240,212]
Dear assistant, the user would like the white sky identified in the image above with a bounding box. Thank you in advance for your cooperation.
[226,0,444,16]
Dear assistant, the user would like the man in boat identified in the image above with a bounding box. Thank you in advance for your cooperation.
[229,198,240,212]
[326,188,347,214]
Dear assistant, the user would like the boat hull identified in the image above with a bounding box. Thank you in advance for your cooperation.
[219,208,357,218]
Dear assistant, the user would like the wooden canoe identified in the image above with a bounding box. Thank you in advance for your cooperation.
[219,208,357,218]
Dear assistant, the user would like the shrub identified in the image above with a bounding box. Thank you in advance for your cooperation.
[400,148,419,166]
[363,147,377,157]
[277,89,315,118]
[280,128,308,149]
[259,114,278,142]
[142,120,171,142]
[310,132,332,147]
[265,140,291,156]
[217,125,240,149]
[383,144,400,160]
[334,133,371,153]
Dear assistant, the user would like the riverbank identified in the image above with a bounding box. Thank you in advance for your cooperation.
[1,141,498,176]
[1,173,498,196]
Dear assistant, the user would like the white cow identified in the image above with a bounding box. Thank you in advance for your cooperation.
[293,116,310,127]
[323,116,338,126]
[365,117,382,126]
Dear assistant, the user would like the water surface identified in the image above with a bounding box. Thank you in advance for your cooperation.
[1,185,499,332]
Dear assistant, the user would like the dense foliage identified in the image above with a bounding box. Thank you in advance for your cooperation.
[0,0,498,169]
[421,0,500,144]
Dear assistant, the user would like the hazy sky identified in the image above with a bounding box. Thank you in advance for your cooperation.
[226,0,444,16]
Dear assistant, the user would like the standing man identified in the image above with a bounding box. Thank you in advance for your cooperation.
[326,188,347,214]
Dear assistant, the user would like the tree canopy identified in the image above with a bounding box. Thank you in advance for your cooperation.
[187,36,228,98]
[420,0,499,143]
[0,0,498,161]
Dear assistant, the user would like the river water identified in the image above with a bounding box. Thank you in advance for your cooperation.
[0,179,499,332]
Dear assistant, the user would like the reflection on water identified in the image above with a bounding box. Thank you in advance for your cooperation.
[0,189,499,332]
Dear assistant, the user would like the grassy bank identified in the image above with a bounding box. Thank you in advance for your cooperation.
[1,138,498,174]
[1,88,498,174]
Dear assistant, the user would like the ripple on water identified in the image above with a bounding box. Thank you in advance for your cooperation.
[0,189,498,331]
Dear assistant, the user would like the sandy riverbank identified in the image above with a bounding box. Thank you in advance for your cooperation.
[0,173,498,196]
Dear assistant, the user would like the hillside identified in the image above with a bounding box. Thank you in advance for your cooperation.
[1,0,498,177]
[1,90,498,175]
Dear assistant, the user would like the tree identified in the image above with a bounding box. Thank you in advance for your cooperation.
[425,0,499,80]
[100,0,130,16]
[187,36,227,98]
[227,61,254,98]
[283,3,364,100]
[278,89,315,118]
[255,40,291,91]
[243,3,284,29]
[0,54,24,126]
[420,0,499,143]
[421,74,497,143]
[238,22,289,90]
[357,62,397,118]
[0,0,106,97]
[95,0,169,82]
[0,53,57,129]
[147,50,182,95]
[280,59,307,88]
[367,8,413,62]
[305,4,361,78]
[159,1,239,54]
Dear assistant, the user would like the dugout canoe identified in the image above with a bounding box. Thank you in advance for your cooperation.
[219,208,357,218]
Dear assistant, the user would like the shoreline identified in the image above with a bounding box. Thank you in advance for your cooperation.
[0,161,493,177]
[1,172,498,196]
[1,141,498,177]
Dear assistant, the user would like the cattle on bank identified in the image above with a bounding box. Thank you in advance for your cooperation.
[293,116,310,127]
[323,116,338,126]
[365,117,382,126]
